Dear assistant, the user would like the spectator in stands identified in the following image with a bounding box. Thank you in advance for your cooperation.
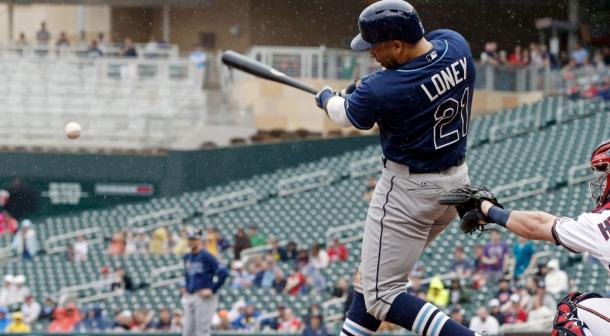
[448,279,470,306]
[489,299,504,325]
[212,309,231,330]
[309,243,329,269]
[20,294,40,324]
[190,45,207,71]
[170,309,182,332]
[0,211,17,236]
[285,241,298,261]
[214,227,230,252]
[135,230,149,254]
[75,305,109,332]
[15,33,28,48]
[0,307,10,332]
[327,239,348,263]
[277,308,302,333]
[297,249,310,268]
[426,276,449,308]
[503,294,528,324]
[268,237,288,261]
[230,260,254,289]
[11,219,37,260]
[48,307,74,332]
[36,22,51,45]
[111,266,135,292]
[96,33,107,54]
[65,243,75,261]
[12,275,29,304]
[512,236,536,280]
[528,280,556,311]
[73,234,88,262]
[302,314,327,336]
[233,228,251,260]
[272,269,286,293]
[524,295,555,326]
[106,232,126,256]
[0,275,14,306]
[98,266,113,293]
[285,266,306,296]
[149,226,169,255]
[331,277,349,298]
[451,245,474,279]
[232,303,260,331]
[150,307,171,331]
[40,296,57,321]
[124,231,137,255]
[112,310,132,331]
[121,38,137,57]
[6,312,30,333]
[406,274,427,297]
[248,225,266,247]
[571,43,590,66]
[172,228,190,256]
[205,227,220,257]
[480,41,501,65]
[483,229,509,283]
[86,39,104,58]
[55,31,70,47]
[65,303,82,327]
[451,307,468,328]
[254,258,276,288]
[496,278,513,306]
[544,259,568,295]
[469,307,499,334]
[131,309,153,331]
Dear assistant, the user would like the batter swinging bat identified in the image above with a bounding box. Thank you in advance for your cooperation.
[221,50,319,95]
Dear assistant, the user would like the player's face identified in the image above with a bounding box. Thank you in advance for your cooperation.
[369,41,403,69]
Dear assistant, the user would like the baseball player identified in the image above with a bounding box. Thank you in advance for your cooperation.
[440,139,610,336]
[181,229,228,336]
[315,1,480,335]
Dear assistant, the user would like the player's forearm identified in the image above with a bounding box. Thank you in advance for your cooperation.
[326,96,353,128]
[481,201,556,243]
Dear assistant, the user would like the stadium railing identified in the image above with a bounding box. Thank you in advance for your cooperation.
[0,42,180,59]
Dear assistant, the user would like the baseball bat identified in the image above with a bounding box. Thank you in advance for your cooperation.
[221,50,319,95]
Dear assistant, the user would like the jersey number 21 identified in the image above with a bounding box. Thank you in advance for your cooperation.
[433,87,470,150]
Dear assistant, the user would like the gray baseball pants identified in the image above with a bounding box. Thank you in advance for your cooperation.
[182,294,217,336]
[355,160,470,321]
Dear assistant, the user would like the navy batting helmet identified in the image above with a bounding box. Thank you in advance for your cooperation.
[351,0,425,51]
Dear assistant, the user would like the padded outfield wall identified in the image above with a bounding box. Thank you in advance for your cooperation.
[0,136,376,218]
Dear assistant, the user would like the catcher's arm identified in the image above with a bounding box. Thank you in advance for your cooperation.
[480,200,557,243]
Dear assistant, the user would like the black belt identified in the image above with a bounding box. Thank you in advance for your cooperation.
[382,157,465,174]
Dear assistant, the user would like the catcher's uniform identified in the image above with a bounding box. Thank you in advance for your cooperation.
[551,210,610,335]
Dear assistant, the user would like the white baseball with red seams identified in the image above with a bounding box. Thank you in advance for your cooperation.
[64,122,81,139]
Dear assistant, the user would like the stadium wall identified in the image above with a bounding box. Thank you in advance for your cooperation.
[0,136,376,217]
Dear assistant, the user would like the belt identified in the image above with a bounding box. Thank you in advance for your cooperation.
[382,157,465,174]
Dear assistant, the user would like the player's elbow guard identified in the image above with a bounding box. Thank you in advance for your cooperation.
[326,96,353,128]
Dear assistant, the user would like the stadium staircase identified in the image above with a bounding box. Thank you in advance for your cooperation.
[0,96,608,331]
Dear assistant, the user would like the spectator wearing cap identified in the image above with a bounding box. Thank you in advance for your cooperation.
[0,307,10,331]
[181,229,228,336]
[451,246,474,279]
[230,260,254,289]
[170,309,183,332]
[544,259,568,295]
[11,219,38,260]
[0,275,14,306]
[6,312,30,333]
[488,299,504,325]
[512,236,536,280]
[12,275,29,304]
[496,278,513,306]
[503,293,528,324]
[20,294,40,324]
[469,307,499,334]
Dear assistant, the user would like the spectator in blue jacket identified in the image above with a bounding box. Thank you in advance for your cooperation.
[0,307,11,331]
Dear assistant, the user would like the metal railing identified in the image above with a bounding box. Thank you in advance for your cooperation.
[57,278,117,305]
[0,42,180,59]
[568,163,594,186]
[44,227,103,255]
[126,207,184,232]
[349,156,381,178]
[202,188,259,216]
[239,240,289,265]
[325,221,364,246]
[277,170,333,197]
[492,176,550,203]
[149,263,184,285]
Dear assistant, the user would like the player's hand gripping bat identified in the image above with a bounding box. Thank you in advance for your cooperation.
[221,50,319,95]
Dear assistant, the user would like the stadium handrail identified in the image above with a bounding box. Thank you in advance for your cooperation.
[149,263,184,285]
[0,41,180,59]
[492,176,550,203]
[202,188,259,216]
[56,278,117,304]
[325,220,364,246]
[568,163,595,186]
[277,170,333,197]
[127,207,184,228]
[44,227,103,255]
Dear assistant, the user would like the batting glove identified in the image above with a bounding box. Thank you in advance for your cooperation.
[338,80,361,98]
[315,87,335,110]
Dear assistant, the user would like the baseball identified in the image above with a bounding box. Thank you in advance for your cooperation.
[64,122,81,139]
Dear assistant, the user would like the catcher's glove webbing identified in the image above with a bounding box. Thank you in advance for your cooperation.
[438,187,503,234]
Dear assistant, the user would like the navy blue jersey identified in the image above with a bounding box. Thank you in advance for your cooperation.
[183,249,228,294]
[346,29,476,172]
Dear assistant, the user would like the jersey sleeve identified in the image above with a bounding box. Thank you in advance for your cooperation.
[552,216,599,254]
[345,79,382,130]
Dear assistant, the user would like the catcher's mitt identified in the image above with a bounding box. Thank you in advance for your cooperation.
[438,187,503,234]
